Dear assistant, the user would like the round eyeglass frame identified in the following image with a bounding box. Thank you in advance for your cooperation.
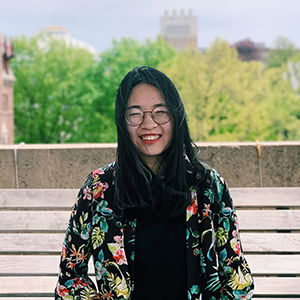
[125,106,171,127]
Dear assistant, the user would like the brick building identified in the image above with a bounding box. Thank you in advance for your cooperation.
[0,33,15,144]
[160,10,198,50]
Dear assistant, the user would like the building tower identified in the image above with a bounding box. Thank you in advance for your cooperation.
[160,9,198,50]
[0,33,15,145]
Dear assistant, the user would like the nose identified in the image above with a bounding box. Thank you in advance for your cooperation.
[140,111,157,129]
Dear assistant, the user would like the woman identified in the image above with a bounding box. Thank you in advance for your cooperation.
[55,66,254,300]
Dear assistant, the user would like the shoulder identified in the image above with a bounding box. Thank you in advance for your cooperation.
[83,162,116,184]
[91,161,117,183]
[201,163,228,204]
[210,167,226,190]
[81,162,116,199]
[199,161,226,192]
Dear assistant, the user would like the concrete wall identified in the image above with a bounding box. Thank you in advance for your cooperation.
[0,142,299,189]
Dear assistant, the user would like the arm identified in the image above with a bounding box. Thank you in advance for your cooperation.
[55,173,100,299]
[212,170,254,299]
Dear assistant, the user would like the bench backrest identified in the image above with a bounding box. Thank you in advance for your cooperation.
[0,188,300,299]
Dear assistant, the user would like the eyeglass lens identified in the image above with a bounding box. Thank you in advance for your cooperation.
[126,107,170,126]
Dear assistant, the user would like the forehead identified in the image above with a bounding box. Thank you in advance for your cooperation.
[127,84,166,107]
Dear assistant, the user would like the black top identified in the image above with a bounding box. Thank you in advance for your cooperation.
[131,211,187,300]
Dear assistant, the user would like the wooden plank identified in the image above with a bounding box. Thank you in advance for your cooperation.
[0,255,94,275]
[1,209,300,232]
[0,276,299,295]
[0,189,77,209]
[231,187,300,207]
[1,232,300,254]
[254,277,300,295]
[237,210,300,231]
[241,233,300,253]
[0,233,64,253]
[246,254,300,275]
[0,299,53,300]
[1,188,299,209]
[0,211,69,231]
[1,254,299,276]
[0,276,97,295]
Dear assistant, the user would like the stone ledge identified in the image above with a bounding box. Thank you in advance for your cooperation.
[1,142,299,188]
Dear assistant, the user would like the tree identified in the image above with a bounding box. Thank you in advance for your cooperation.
[232,39,263,61]
[263,66,300,140]
[267,36,296,68]
[159,39,272,142]
[11,34,98,143]
[12,35,178,143]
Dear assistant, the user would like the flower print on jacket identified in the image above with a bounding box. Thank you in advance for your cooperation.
[56,283,69,297]
[83,186,92,200]
[93,181,109,199]
[186,189,198,221]
[113,249,127,265]
[92,168,104,178]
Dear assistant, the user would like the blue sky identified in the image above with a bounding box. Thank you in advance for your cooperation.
[0,0,299,53]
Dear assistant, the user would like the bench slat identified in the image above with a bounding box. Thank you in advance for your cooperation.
[0,189,77,208]
[0,255,94,275]
[246,254,300,275]
[0,233,64,253]
[238,210,300,231]
[1,276,299,295]
[230,187,300,207]
[1,210,300,232]
[1,233,300,253]
[0,299,53,300]
[254,277,300,295]
[242,232,300,253]
[1,254,299,275]
[0,276,97,295]
[0,211,69,231]
[1,188,299,209]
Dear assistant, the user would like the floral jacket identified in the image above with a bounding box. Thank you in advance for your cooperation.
[55,162,254,300]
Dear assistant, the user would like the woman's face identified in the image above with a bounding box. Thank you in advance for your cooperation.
[126,84,173,172]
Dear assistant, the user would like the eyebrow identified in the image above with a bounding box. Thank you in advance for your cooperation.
[127,103,167,110]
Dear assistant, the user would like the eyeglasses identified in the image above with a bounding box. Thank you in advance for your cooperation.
[125,106,171,126]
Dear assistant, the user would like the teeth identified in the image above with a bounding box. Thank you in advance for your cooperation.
[142,135,160,141]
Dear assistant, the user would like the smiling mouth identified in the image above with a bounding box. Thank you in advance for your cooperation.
[140,134,161,141]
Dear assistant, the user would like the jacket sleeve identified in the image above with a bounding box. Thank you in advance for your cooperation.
[55,173,100,299]
[212,170,255,299]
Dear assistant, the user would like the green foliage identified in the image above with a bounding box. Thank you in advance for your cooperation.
[267,36,296,68]
[159,38,300,142]
[11,34,299,144]
[11,34,98,143]
[263,67,300,140]
[11,35,178,143]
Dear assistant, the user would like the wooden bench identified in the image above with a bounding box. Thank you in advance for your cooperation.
[0,188,299,299]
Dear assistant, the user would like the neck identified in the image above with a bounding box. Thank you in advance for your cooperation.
[140,155,161,175]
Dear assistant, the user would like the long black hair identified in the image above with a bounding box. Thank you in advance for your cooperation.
[115,66,210,218]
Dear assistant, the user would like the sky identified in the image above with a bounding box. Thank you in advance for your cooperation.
[0,0,299,53]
